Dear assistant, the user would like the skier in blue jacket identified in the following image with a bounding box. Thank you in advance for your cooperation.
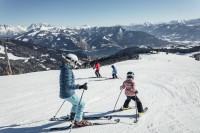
[111,65,118,79]
[60,53,90,127]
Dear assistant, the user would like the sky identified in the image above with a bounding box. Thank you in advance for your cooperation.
[0,0,200,27]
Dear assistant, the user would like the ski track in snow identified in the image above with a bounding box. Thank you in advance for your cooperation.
[0,52,200,133]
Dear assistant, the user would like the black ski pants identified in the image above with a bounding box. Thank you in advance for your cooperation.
[112,73,118,79]
[95,70,101,77]
[123,96,144,113]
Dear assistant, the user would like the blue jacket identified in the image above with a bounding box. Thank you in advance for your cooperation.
[112,67,117,74]
[59,62,79,99]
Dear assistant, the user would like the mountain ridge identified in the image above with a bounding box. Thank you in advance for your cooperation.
[1,24,169,56]
[124,18,200,45]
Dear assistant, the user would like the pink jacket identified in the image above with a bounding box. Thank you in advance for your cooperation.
[121,78,137,96]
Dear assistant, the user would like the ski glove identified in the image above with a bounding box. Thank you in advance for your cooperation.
[79,83,88,90]
[135,90,138,94]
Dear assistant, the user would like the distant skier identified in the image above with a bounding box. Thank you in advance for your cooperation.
[111,65,118,79]
[93,61,102,78]
[60,53,90,126]
[120,71,144,116]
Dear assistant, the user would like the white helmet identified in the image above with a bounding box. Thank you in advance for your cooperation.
[63,53,79,64]
[127,71,134,78]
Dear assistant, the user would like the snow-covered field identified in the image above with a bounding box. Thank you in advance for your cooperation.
[0,52,200,133]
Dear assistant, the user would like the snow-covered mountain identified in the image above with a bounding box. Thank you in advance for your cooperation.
[1,52,200,133]
[124,18,200,46]
[1,18,200,55]
[0,25,26,37]
[169,18,200,26]
[0,23,59,38]
[0,23,170,53]
[14,25,168,51]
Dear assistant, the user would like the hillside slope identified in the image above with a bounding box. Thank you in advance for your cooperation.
[0,53,200,133]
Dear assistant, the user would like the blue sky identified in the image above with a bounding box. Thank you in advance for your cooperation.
[0,0,200,27]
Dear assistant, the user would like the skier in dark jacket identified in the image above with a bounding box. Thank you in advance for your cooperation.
[111,65,118,79]
[60,53,90,126]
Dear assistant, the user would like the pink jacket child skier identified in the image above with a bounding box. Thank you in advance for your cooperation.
[120,71,144,115]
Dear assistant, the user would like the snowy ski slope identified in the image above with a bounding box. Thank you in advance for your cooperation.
[0,52,200,133]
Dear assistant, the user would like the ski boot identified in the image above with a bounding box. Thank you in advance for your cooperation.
[120,106,132,111]
[74,119,91,127]
[69,112,76,120]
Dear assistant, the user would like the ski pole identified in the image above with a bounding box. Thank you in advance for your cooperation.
[52,100,66,120]
[69,89,85,133]
[113,89,123,112]
[134,94,138,123]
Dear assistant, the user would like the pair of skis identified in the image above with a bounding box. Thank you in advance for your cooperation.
[49,115,112,121]
[49,107,148,131]
[113,106,148,123]
[49,115,119,131]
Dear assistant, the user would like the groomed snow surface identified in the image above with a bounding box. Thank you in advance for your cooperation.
[0,53,200,133]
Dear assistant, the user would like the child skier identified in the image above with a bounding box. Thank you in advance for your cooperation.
[60,53,90,126]
[111,65,118,79]
[120,71,144,116]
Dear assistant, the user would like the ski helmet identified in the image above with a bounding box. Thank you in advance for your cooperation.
[63,53,79,64]
[111,65,114,68]
[127,71,134,78]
